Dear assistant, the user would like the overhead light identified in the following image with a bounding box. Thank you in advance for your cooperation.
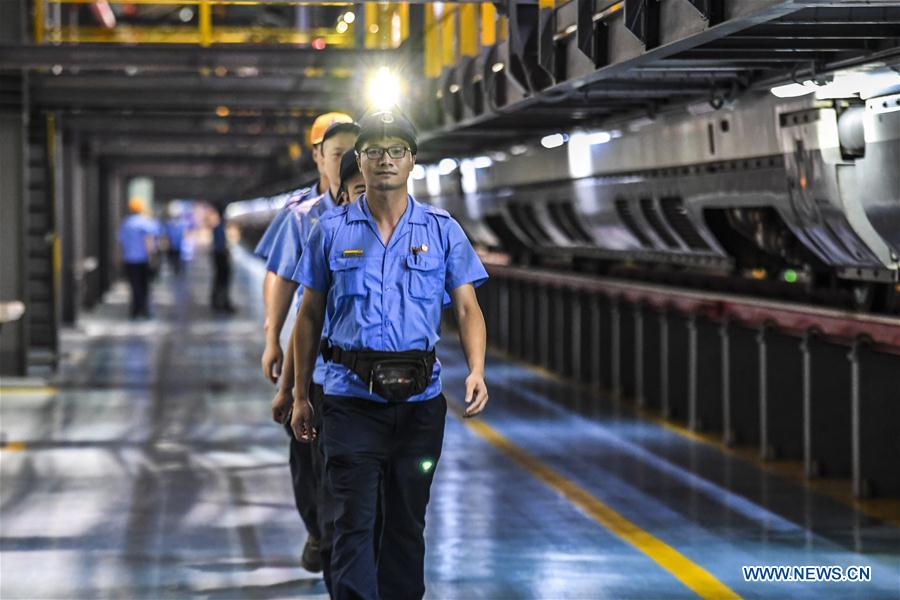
[215,105,230,117]
[411,164,426,180]
[426,165,442,196]
[509,144,528,156]
[342,10,356,23]
[586,131,611,145]
[472,155,493,169]
[491,62,505,73]
[51,64,62,75]
[438,158,459,175]
[449,84,460,94]
[125,65,138,76]
[627,116,655,132]
[365,66,402,110]
[489,151,509,162]
[178,6,194,22]
[369,24,379,34]
[567,130,609,178]
[815,69,900,99]
[770,80,819,98]
[336,21,349,33]
[460,159,478,194]
[540,133,567,149]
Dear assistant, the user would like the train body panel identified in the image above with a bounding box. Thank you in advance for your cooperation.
[421,88,900,283]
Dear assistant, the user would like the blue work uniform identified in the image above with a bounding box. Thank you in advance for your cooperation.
[165,220,185,250]
[294,194,488,402]
[254,184,320,261]
[118,214,160,264]
[268,188,336,386]
[260,184,332,554]
[293,194,487,600]
[118,214,160,319]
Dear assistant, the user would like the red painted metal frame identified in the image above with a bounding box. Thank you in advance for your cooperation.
[485,263,900,351]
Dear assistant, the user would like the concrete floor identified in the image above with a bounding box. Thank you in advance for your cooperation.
[1,246,898,599]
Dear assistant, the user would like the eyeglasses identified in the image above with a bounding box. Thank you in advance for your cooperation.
[360,145,409,160]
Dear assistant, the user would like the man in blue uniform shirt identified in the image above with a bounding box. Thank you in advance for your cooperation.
[258,112,356,382]
[286,111,489,600]
[117,198,160,319]
[262,116,360,574]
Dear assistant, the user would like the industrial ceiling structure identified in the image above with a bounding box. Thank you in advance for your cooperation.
[1,0,899,199]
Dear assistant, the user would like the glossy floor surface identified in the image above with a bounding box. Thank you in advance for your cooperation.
[1,248,898,599]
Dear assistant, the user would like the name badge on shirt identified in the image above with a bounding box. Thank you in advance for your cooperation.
[342,249,364,257]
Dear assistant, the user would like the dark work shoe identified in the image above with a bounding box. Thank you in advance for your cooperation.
[300,537,322,572]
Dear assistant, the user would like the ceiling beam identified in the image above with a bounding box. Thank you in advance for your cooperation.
[0,43,398,72]
[31,87,351,111]
[62,114,305,137]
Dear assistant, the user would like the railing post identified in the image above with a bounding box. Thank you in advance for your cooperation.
[634,303,644,408]
[571,291,582,380]
[720,319,733,446]
[610,298,621,400]
[687,313,698,431]
[801,329,815,478]
[659,309,669,418]
[757,324,771,460]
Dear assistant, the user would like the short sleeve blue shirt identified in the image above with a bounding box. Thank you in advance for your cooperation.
[293,194,488,403]
[165,220,185,250]
[118,215,160,264]
[253,185,319,261]
[266,188,336,385]
[265,188,335,282]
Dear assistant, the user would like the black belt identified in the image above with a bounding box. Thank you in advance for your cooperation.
[321,342,436,402]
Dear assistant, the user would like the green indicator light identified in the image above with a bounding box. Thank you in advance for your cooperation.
[783,269,798,283]
[420,459,435,473]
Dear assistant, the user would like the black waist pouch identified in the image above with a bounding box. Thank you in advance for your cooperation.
[326,345,436,403]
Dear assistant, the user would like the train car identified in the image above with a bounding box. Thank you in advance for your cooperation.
[412,74,900,312]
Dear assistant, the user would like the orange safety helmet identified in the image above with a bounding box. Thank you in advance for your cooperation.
[308,112,354,146]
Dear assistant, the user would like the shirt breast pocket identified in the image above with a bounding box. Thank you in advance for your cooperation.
[330,257,366,298]
[406,254,443,302]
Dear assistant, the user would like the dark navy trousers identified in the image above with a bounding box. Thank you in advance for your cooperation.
[321,394,446,600]
[286,413,320,542]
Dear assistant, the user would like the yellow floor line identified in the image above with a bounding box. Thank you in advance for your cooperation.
[447,398,741,600]
[491,349,900,528]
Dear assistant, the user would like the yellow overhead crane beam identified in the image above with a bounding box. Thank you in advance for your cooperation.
[32,0,511,75]
[441,4,457,69]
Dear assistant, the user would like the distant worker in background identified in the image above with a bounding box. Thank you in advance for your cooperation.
[210,205,236,314]
[117,197,159,320]
[271,147,365,594]
[261,114,359,576]
[164,203,187,275]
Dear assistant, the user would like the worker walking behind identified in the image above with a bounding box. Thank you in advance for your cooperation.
[271,148,366,595]
[259,112,357,574]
